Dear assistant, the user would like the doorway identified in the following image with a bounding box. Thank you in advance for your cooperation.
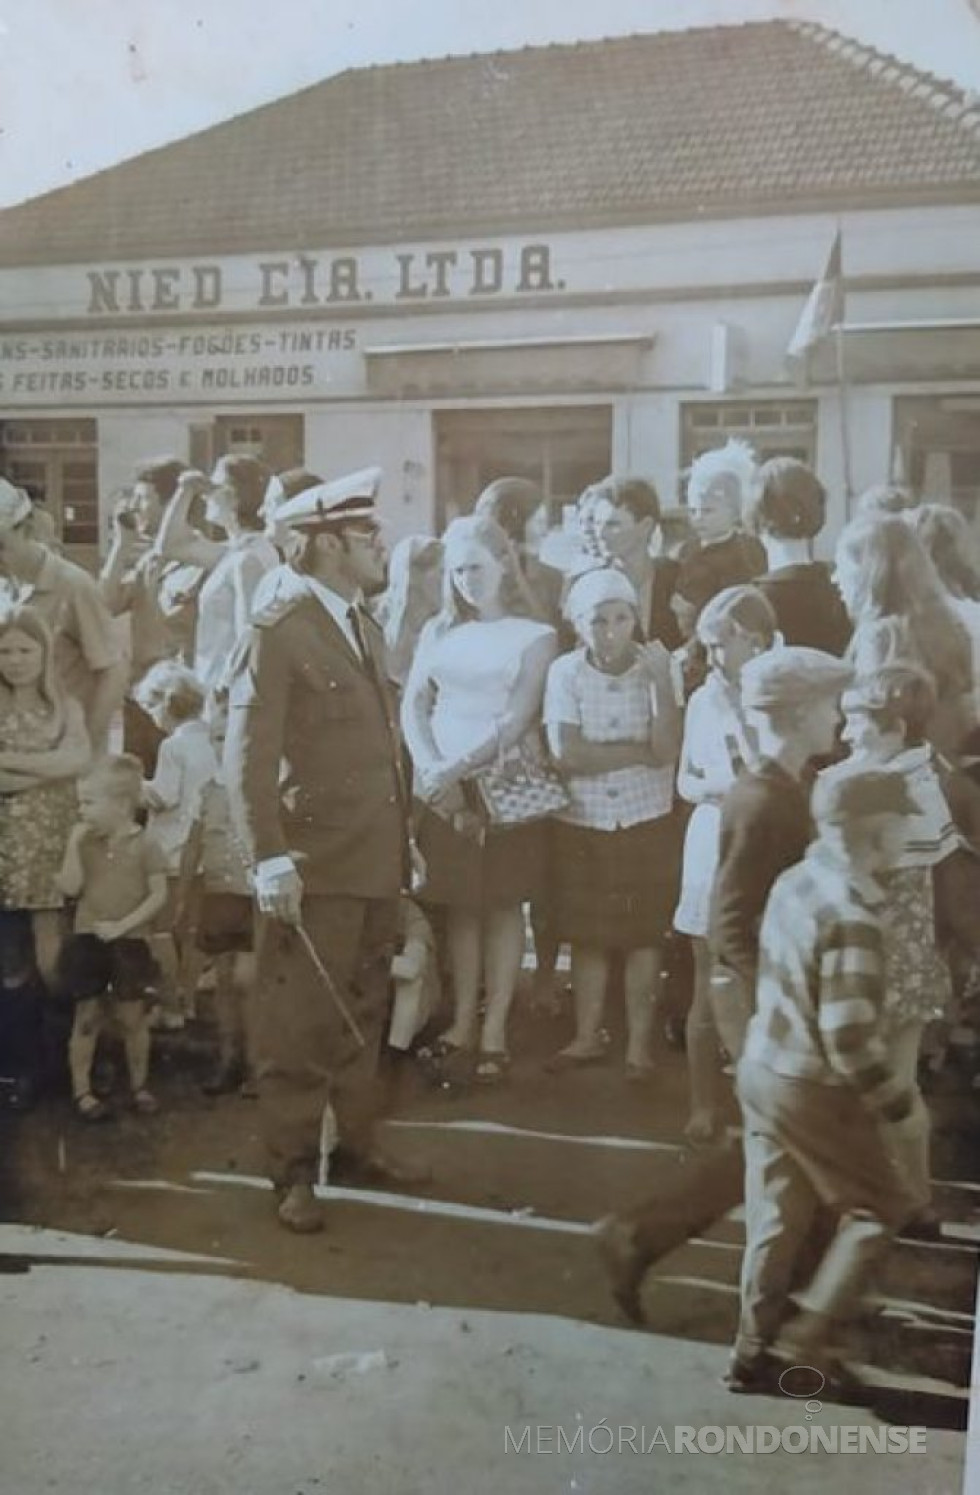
[0,418,99,568]
[434,406,613,531]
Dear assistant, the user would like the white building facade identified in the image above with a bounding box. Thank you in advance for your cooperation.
[2,23,980,567]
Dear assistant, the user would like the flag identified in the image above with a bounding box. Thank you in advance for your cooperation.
[786,231,844,368]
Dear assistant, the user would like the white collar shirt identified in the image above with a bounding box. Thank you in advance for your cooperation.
[304,577,365,660]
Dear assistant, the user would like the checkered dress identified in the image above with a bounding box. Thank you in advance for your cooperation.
[544,649,674,830]
[544,648,679,950]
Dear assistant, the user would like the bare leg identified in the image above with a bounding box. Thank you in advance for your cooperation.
[68,998,102,1100]
[885,1021,931,1213]
[116,1002,152,1094]
[213,952,245,1064]
[443,908,481,1048]
[233,952,257,1074]
[561,946,608,1057]
[685,937,722,1140]
[481,904,526,1054]
[625,946,660,1072]
[31,909,65,988]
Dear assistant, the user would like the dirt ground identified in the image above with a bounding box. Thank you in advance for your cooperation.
[1,993,977,1493]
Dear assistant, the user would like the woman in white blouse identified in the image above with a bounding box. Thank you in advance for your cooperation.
[155,456,278,692]
[401,514,557,1083]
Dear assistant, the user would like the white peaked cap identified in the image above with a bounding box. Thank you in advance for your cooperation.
[276,466,383,530]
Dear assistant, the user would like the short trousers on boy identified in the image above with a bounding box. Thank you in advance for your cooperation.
[56,934,160,1004]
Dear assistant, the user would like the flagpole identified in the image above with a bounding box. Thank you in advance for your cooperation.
[834,321,855,524]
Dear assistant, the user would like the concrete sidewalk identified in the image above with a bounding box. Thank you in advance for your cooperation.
[0,1227,968,1495]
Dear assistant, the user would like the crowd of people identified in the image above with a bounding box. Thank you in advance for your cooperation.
[1,438,980,1397]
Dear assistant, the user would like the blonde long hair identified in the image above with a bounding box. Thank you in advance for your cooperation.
[0,603,67,735]
[431,514,543,636]
[377,534,445,685]
[836,514,972,703]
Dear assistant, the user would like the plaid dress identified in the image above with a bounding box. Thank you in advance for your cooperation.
[544,648,678,950]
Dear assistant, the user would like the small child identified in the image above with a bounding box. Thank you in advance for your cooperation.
[710,646,853,1056]
[729,762,921,1396]
[135,659,219,1021]
[176,688,256,1096]
[670,440,767,644]
[56,755,169,1120]
[673,585,777,1144]
[544,567,681,1079]
[839,662,969,1230]
[389,895,442,1052]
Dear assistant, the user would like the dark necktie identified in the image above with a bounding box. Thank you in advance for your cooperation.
[346,604,371,670]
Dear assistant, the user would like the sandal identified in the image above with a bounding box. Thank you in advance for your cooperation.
[474,1051,511,1085]
[131,1089,160,1116]
[419,1034,474,1063]
[544,1045,608,1073]
[75,1093,112,1123]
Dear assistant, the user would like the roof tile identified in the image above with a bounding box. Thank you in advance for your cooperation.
[2,19,980,267]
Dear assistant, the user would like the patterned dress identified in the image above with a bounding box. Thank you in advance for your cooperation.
[0,699,82,910]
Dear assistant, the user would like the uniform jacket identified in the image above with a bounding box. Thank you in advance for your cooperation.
[224,584,409,899]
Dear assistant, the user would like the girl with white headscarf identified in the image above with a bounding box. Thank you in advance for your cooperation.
[543,567,681,1080]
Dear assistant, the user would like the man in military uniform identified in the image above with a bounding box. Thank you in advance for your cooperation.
[224,468,424,1233]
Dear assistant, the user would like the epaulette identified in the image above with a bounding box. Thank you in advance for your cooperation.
[251,590,309,629]
[248,568,315,629]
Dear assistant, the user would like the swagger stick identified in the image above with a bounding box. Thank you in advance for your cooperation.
[295,922,367,1049]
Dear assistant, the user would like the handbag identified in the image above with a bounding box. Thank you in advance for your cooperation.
[474,731,570,826]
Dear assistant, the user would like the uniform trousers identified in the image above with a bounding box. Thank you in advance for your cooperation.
[253,895,399,1189]
[734,1059,918,1363]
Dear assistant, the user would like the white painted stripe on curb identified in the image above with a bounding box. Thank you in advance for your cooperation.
[0,1222,238,1267]
[192,1170,593,1235]
[651,1275,737,1296]
[111,1179,211,1196]
[386,1118,685,1153]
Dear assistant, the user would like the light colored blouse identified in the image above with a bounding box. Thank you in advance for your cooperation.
[195,533,278,691]
[421,616,556,762]
[544,647,674,830]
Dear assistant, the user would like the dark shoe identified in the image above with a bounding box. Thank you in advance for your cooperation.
[897,1209,943,1243]
[770,1347,871,1407]
[594,1214,647,1324]
[277,1184,324,1234]
[201,1056,245,1096]
[724,1349,782,1394]
[75,1092,112,1123]
[331,1147,432,1190]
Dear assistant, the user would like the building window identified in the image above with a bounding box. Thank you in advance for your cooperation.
[434,406,612,530]
[212,414,304,471]
[680,400,818,496]
[893,396,980,523]
[0,418,99,552]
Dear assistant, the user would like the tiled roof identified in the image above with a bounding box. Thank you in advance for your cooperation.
[3,19,980,266]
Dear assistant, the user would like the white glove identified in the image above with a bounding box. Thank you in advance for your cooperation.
[253,856,304,925]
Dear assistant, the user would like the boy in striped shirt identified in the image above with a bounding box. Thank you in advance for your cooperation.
[729,760,923,1400]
